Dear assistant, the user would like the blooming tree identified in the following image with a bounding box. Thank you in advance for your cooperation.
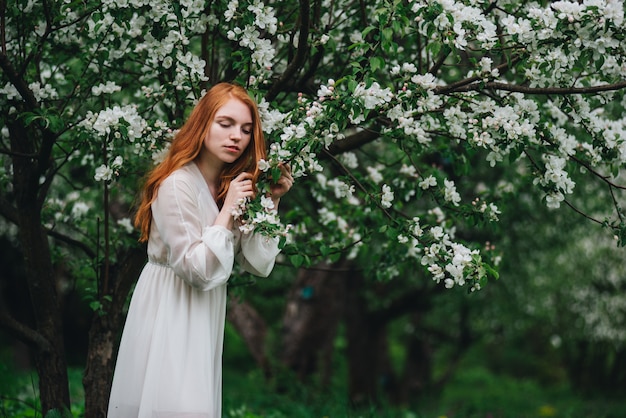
[1,0,626,414]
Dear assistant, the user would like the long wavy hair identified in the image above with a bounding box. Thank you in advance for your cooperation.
[134,82,267,242]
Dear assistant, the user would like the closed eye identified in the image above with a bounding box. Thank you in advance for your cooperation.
[215,116,252,134]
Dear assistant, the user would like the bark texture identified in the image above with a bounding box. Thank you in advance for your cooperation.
[83,246,146,418]
[9,118,71,413]
[227,296,272,378]
[280,262,346,385]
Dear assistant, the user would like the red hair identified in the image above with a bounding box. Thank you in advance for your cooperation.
[134,82,267,242]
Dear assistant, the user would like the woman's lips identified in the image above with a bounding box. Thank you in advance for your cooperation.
[225,145,240,153]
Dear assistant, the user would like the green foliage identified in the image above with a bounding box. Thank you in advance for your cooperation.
[220,363,626,418]
[44,408,73,418]
[0,357,84,418]
[436,366,626,418]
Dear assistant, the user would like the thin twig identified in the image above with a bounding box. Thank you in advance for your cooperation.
[450,79,626,95]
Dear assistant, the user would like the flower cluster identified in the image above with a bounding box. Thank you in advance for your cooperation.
[81,105,146,142]
[230,168,291,240]
[225,0,278,72]
[94,156,123,182]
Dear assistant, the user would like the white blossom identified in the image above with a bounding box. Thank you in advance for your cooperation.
[94,165,114,182]
[92,81,122,96]
[419,175,437,190]
[117,217,134,234]
[71,202,90,219]
[443,179,461,206]
[353,81,393,110]
[381,184,394,208]
[367,165,384,184]
[258,159,271,172]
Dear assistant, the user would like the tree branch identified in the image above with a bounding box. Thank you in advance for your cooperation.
[0,53,38,108]
[428,48,452,76]
[450,79,626,95]
[434,58,519,95]
[0,196,98,259]
[266,0,310,101]
[562,199,604,226]
[321,148,398,223]
[569,154,626,191]
[524,150,607,226]
[0,310,51,352]
[47,228,96,259]
[0,0,6,54]
[326,128,380,155]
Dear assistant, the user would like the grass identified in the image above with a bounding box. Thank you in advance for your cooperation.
[432,367,626,418]
[0,360,85,418]
[221,365,626,418]
[2,364,626,418]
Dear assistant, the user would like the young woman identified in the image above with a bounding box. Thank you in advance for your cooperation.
[108,82,293,417]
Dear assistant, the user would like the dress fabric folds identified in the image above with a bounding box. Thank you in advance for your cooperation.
[108,163,280,418]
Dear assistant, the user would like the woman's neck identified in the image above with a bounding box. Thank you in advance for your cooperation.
[194,157,223,199]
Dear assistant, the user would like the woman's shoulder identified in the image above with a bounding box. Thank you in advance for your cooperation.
[161,163,202,190]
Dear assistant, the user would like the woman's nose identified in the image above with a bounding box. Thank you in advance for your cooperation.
[229,128,241,140]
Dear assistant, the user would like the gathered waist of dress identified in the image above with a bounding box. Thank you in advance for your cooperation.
[147,259,171,268]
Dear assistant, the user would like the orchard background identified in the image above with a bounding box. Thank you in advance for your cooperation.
[1,0,626,416]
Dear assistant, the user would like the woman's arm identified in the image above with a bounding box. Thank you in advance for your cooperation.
[152,173,235,291]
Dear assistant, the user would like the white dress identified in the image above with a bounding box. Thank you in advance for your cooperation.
[108,162,280,418]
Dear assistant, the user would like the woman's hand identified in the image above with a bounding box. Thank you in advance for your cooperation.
[225,172,255,208]
[215,172,255,229]
[269,164,293,203]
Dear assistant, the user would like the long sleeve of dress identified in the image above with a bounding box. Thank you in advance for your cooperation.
[151,173,235,291]
[235,229,281,277]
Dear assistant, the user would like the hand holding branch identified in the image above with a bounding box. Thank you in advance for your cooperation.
[269,164,293,204]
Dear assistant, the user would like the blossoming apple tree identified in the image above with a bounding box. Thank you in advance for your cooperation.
[1,0,626,415]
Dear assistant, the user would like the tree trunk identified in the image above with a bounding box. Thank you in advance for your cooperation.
[83,246,146,418]
[227,296,272,378]
[398,313,433,403]
[280,262,346,385]
[17,207,71,413]
[10,115,71,413]
[344,271,386,406]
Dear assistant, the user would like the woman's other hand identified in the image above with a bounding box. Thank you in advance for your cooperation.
[269,164,293,202]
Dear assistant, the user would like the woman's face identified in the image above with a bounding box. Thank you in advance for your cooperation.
[202,98,253,167]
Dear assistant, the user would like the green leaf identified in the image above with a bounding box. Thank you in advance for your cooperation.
[20,111,41,127]
[484,263,500,280]
[382,27,394,42]
[271,166,282,183]
[595,55,605,72]
[328,252,341,263]
[426,41,441,56]
[290,254,304,268]
[369,56,385,72]
[362,25,377,37]
[46,115,65,131]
